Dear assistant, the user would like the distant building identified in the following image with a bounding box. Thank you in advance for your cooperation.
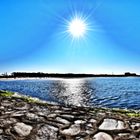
[124,72,137,76]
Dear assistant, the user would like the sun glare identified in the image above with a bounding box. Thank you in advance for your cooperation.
[60,12,95,43]
[68,18,87,38]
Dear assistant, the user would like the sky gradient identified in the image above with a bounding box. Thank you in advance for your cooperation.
[0,0,140,74]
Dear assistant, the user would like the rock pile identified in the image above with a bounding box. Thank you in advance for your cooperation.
[0,95,140,140]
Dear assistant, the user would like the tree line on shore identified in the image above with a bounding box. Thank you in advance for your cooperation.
[0,72,138,78]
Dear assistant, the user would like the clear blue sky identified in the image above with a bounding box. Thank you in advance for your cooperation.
[0,0,140,74]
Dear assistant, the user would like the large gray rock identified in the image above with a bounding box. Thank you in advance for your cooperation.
[56,117,70,124]
[93,132,113,140]
[99,119,125,130]
[0,118,17,127]
[60,124,81,136]
[14,122,32,137]
[36,124,58,140]
[131,122,140,130]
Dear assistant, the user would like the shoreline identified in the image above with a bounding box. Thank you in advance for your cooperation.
[0,90,140,112]
[0,90,140,139]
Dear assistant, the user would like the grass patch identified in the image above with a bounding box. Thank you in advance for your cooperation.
[0,90,14,97]
[126,113,140,117]
[0,90,48,106]
[89,107,140,118]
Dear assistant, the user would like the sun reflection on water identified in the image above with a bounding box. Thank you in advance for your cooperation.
[50,79,92,106]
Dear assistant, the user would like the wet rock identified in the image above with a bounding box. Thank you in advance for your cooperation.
[14,122,32,137]
[36,124,58,140]
[60,124,81,136]
[99,118,125,130]
[93,132,113,140]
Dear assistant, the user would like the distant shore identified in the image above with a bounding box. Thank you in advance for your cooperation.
[0,73,140,79]
[0,71,139,79]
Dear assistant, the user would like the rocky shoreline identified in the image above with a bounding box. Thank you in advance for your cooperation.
[0,91,140,140]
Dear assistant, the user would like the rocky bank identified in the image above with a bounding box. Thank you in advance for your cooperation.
[0,90,140,140]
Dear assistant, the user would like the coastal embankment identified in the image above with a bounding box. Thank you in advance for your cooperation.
[0,90,140,140]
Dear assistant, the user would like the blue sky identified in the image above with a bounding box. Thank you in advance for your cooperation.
[0,0,140,74]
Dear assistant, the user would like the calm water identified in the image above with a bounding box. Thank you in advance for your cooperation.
[0,77,140,109]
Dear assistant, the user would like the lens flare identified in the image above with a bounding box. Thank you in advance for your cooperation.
[68,18,87,38]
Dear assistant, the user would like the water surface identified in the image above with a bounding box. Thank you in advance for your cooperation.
[0,77,140,109]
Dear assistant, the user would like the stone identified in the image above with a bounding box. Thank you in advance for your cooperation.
[93,132,113,140]
[89,119,97,123]
[14,122,32,137]
[26,112,39,121]
[56,117,70,124]
[37,112,44,116]
[74,120,86,124]
[47,113,57,118]
[131,122,140,130]
[87,123,93,127]
[117,133,136,139]
[14,102,29,110]
[0,106,5,110]
[54,110,62,113]
[99,119,125,130]
[1,101,13,107]
[118,133,131,136]
[0,118,17,127]
[11,111,25,117]
[61,114,74,119]
[60,124,81,136]
[86,129,95,135]
[36,124,58,140]
[0,129,3,134]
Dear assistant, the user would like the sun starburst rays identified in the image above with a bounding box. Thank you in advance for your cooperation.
[56,10,101,47]
[60,13,93,44]
[68,18,86,38]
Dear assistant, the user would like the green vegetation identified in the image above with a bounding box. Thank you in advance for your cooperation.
[112,108,140,117]
[0,90,48,106]
[89,107,140,118]
[0,90,14,97]
[126,112,140,117]
[22,96,48,106]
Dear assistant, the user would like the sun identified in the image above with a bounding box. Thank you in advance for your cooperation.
[68,18,87,38]
[60,12,94,42]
